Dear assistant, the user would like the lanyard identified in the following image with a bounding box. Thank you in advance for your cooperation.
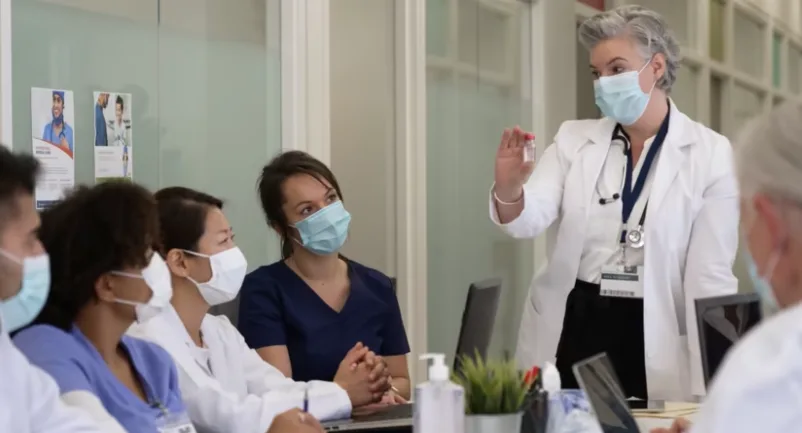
[620,110,670,227]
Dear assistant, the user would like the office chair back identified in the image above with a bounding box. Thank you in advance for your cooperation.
[454,278,502,373]
[209,295,241,325]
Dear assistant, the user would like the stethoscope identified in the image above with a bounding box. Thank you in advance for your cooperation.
[595,126,629,205]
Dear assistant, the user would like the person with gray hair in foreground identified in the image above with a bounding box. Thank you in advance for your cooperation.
[653,103,802,433]
[490,5,737,401]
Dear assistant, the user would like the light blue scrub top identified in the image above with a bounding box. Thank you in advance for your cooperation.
[14,324,187,433]
[42,121,74,153]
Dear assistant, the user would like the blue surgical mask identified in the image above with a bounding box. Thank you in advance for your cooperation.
[0,250,51,332]
[594,59,656,125]
[294,201,351,255]
[744,249,780,315]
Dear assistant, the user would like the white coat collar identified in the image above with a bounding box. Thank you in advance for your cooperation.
[128,305,219,387]
[580,100,697,217]
[584,99,696,148]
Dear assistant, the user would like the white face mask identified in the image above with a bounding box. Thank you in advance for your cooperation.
[183,247,247,306]
[111,254,173,323]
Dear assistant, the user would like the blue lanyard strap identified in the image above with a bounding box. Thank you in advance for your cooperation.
[620,108,670,227]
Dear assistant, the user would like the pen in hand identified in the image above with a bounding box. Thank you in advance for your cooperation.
[303,386,309,413]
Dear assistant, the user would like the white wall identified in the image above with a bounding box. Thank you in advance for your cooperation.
[329,0,397,276]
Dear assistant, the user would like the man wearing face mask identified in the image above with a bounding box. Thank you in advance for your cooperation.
[491,5,738,401]
[0,146,101,432]
[128,186,383,433]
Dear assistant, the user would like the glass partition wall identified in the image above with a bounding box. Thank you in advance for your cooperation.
[11,0,283,270]
[426,0,534,362]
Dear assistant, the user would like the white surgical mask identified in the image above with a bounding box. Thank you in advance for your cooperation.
[183,247,248,306]
[111,254,173,323]
[594,59,656,126]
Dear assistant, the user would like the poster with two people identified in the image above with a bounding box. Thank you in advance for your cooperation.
[93,91,133,182]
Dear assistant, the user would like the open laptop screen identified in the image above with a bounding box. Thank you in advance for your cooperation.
[573,353,640,433]
[696,294,761,386]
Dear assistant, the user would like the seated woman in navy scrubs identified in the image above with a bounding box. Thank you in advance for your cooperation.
[13,182,191,433]
[238,150,411,400]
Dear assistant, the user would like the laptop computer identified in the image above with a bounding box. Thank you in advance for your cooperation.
[453,278,502,374]
[695,293,761,387]
[322,403,413,431]
[573,353,641,433]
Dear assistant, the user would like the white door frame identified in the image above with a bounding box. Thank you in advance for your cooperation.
[392,0,428,385]
[280,0,331,163]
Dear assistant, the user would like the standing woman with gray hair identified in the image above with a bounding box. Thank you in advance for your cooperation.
[490,5,738,400]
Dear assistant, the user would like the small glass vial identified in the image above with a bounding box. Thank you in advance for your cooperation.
[523,133,536,162]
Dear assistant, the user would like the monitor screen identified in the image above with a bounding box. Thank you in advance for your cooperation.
[698,296,761,385]
[573,354,640,433]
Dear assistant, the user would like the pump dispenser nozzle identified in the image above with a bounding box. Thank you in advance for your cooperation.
[419,353,449,381]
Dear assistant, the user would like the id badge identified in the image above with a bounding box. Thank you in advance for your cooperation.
[600,265,644,299]
[156,412,197,433]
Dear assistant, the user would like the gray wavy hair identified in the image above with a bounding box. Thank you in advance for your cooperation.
[578,5,681,92]
[737,103,802,209]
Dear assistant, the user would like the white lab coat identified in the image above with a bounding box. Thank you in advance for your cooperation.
[0,329,102,433]
[128,306,351,433]
[110,120,127,147]
[491,103,739,400]
[690,301,802,433]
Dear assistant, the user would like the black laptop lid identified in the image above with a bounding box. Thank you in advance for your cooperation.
[695,293,761,386]
[573,353,640,433]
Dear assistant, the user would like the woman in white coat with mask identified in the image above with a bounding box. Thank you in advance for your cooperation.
[128,187,391,433]
[491,5,739,401]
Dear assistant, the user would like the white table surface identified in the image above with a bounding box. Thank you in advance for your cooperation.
[636,417,675,431]
[635,411,697,432]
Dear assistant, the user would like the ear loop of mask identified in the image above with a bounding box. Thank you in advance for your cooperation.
[108,271,148,306]
[181,250,213,286]
[762,249,782,281]
[638,57,658,96]
[749,211,788,309]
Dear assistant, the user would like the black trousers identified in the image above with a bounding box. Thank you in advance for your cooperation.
[555,279,648,399]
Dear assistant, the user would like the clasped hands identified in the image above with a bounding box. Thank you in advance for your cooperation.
[333,342,406,416]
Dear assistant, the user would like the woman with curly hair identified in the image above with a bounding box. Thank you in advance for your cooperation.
[12,182,190,433]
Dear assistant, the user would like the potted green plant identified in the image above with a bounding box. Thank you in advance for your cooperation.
[452,354,536,433]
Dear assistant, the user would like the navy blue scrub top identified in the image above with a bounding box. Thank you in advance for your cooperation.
[237,259,410,382]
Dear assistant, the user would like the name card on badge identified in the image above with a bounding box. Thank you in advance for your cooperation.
[157,412,197,433]
[600,265,644,299]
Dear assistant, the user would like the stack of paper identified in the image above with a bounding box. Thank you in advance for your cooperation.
[632,402,699,419]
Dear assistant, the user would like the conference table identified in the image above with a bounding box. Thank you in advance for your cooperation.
[633,401,699,431]
[361,422,674,433]
[355,402,697,432]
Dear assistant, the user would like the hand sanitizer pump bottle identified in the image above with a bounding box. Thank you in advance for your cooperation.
[413,354,465,433]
